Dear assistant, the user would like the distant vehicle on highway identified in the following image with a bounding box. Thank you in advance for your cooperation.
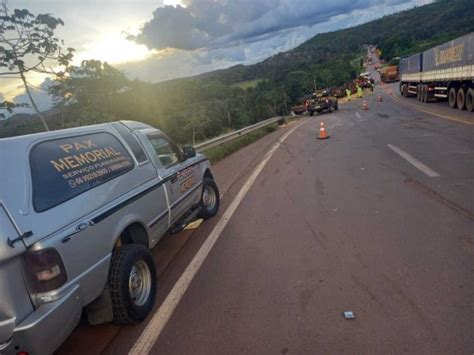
[306,91,338,115]
[379,65,399,83]
[399,32,474,111]
[0,121,220,354]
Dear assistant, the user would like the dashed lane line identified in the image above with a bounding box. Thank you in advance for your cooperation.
[388,144,440,177]
[129,118,308,355]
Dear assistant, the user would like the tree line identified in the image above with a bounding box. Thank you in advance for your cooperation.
[1,0,473,144]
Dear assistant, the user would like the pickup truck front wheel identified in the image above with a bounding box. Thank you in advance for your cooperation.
[199,178,220,219]
[109,244,157,325]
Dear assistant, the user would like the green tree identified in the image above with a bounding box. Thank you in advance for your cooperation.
[0,0,74,130]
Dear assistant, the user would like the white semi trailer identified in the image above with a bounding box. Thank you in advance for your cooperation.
[399,33,474,112]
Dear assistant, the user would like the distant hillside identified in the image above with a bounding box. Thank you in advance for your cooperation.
[2,0,473,142]
[197,0,474,86]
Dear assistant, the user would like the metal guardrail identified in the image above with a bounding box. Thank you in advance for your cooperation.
[195,116,285,152]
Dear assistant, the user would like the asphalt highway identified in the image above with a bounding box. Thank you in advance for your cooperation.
[58,84,474,354]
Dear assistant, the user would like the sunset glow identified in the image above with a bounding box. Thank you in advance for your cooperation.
[76,33,152,65]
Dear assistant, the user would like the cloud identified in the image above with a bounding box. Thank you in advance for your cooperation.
[122,0,418,83]
[132,0,412,51]
[9,78,53,115]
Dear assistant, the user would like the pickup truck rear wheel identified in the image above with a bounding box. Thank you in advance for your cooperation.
[109,244,156,325]
[199,177,220,219]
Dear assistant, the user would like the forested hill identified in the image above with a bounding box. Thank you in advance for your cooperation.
[197,0,474,86]
[2,0,473,143]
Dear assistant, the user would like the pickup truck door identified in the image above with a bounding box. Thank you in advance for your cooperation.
[140,131,201,225]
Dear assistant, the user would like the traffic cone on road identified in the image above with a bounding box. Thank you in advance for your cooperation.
[317,122,330,140]
[362,100,369,110]
[377,94,383,102]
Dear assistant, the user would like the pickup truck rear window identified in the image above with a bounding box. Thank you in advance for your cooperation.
[112,122,148,164]
[30,132,134,212]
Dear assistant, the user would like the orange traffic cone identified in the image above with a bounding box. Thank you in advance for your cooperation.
[317,122,330,140]
[377,94,383,102]
[362,100,369,110]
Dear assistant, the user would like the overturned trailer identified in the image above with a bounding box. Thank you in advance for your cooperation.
[399,32,474,111]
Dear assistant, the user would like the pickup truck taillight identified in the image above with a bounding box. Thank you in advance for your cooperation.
[24,248,67,293]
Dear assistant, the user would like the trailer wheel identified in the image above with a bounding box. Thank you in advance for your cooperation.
[403,85,409,98]
[448,88,457,108]
[456,88,466,110]
[466,89,474,112]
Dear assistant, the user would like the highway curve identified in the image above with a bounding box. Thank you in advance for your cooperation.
[58,86,474,354]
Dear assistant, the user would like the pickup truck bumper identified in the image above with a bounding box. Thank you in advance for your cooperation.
[2,285,82,355]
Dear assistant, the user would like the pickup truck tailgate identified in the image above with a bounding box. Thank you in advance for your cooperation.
[0,204,33,346]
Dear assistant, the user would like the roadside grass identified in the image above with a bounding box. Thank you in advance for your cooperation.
[203,123,279,164]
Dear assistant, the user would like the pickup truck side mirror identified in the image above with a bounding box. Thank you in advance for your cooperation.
[182,146,196,160]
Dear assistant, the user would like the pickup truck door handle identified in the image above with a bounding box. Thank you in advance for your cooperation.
[170,173,178,184]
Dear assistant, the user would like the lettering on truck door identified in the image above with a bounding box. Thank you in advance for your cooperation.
[144,134,200,225]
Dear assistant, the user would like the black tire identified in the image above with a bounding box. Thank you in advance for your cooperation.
[448,87,457,108]
[423,87,428,103]
[456,88,466,110]
[466,89,474,112]
[403,84,409,98]
[199,177,220,219]
[109,244,157,325]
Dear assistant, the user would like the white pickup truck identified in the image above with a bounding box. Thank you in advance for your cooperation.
[0,121,220,354]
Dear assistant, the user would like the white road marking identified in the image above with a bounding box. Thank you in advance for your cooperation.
[387,144,440,177]
[129,119,308,355]
[356,112,362,118]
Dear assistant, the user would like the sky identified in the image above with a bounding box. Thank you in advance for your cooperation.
[0,0,429,114]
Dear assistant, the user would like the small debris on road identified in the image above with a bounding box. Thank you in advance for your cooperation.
[343,311,355,319]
